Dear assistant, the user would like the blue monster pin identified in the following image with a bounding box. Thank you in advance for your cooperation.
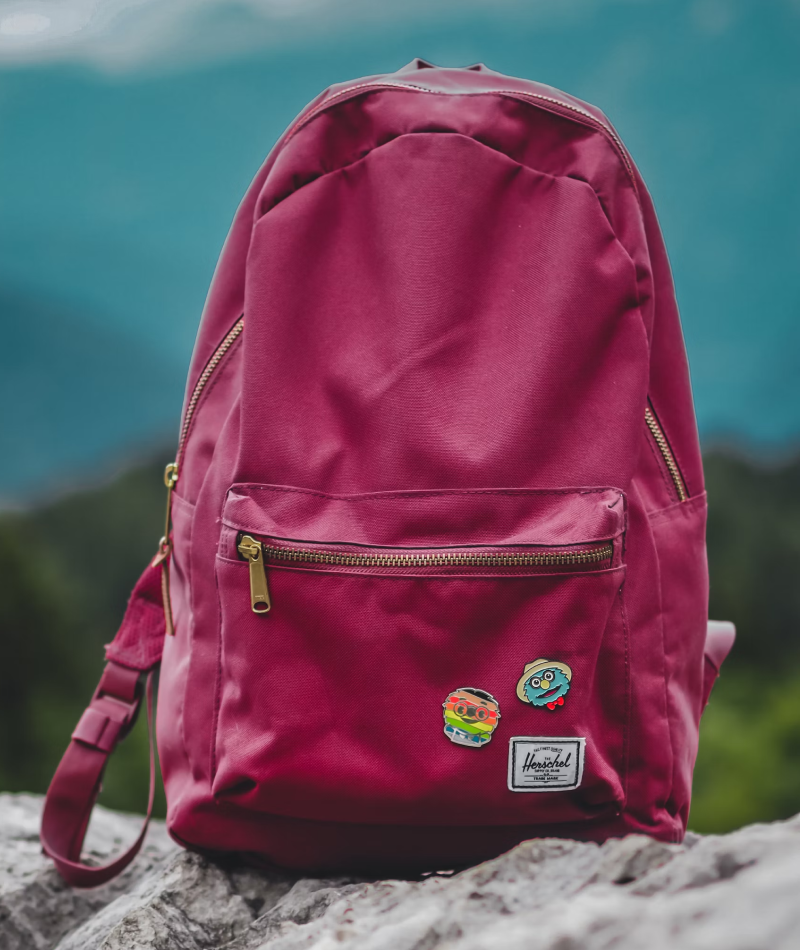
[516,659,572,710]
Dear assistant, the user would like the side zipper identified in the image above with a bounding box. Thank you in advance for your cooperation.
[645,404,688,503]
[153,317,245,633]
[151,461,179,635]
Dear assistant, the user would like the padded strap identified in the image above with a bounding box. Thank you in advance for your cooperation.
[40,662,156,887]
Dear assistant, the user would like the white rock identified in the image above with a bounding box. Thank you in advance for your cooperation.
[1,793,799,950]
[0,793,176,950]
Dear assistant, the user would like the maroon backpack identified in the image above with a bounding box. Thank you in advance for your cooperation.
[42,60,735,886]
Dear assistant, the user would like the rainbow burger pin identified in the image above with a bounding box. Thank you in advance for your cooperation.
[442,688,501,747]
[516,659,572,710]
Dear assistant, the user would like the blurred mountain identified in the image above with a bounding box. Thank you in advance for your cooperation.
[1,0,799,503]
[0,289,182,503]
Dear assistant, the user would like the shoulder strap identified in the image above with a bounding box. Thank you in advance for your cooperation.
[40,661,156,887]
[41,559,167,886]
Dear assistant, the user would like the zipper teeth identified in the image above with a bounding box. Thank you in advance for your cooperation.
[259,541,613,569]
[176,317,244,470]
[286,82,635,190]
[645,406,688,502]
[285,81,436,140]
[499,91,635,186]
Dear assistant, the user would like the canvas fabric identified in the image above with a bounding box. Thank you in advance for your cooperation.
[42,60,735,885]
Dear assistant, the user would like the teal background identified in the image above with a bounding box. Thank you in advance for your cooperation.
[1,0,799,502]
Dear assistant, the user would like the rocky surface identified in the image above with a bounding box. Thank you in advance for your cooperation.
[2,793,799,950]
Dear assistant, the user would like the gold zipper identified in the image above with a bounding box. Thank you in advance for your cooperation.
[154,320,685,626]
[645,406,688,502]
[153,317,244,633]
[173,317,245,481]
[259,541,613,569]
[158,315,244,527]
[150,460,180,635]
[237,534,612,613]
[238,535,272,613]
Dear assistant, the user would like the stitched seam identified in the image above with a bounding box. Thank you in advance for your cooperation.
[619,580,632,811]
[203,803,618,830]
[648,507,677,822]
[285,81,432,141]
[209,557,224,781]
[646,492,707,527]
[208,445,236,782]
[221,523,625,547]
[284,84,636,193]
[229,484,621,502]
[175,495,195,778]
[257,131,629,238]
[251,565,622,580]
[255,129,646,327]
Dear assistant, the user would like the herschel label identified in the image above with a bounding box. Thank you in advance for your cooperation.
[507,737,585,792]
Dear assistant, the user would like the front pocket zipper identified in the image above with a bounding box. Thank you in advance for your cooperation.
[238,535,272,613]
[154,311,682,631]
[215,484,629,826]
[236,533,614,614]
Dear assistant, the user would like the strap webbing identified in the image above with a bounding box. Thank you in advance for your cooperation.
[40,662,156,887]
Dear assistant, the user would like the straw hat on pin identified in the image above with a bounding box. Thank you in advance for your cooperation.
[516,658,572,701]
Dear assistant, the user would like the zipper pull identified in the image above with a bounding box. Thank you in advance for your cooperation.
[238,535,271,614]
[152,462,179,564]
[151,462,179,635]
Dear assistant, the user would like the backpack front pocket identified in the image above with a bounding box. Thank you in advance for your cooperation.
[212,485,629,827]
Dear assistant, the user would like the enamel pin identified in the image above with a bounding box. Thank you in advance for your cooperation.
[442,688,501,747]
[516,659,572,710]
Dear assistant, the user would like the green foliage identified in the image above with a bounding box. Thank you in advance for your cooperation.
[690,668,800,833]
[690,451,800,832]
[0,456,170,817]
[0,448,798,831]
[0,517,83,793]
[705,452,800,670]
